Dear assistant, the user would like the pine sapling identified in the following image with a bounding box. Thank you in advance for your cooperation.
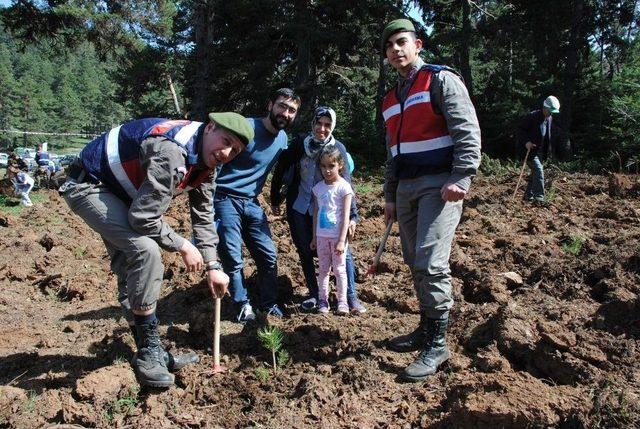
[257,326,284,374]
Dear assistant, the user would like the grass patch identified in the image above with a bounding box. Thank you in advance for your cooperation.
[0,192,48,215]
[562,235,585,256]
[0,194,22,215]
[104,385,139,422]
[479,153,518,177]
[74,246,87,260]
[544,185,558,203]
[354,182,375,194]
[24,390,38,413]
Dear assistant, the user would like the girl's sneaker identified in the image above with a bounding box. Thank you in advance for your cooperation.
[336,303,349,315]
[317,300,330,314]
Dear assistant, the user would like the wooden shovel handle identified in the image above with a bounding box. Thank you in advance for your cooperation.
[512,146,531,200]
[372,221,394,267]
[213,297,221,367]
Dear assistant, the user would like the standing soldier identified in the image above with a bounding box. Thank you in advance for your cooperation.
[380,19,482,381]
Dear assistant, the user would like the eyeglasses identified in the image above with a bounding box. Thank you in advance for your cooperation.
[276,101,298,115]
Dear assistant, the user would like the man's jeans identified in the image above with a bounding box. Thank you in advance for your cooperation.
[525,155,545,201]
[214,195,278,309]
[287,209,358,301]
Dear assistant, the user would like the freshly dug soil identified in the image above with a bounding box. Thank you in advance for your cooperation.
[0,171,638,428]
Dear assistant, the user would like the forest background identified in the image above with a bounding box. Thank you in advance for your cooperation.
[0,0,639,173]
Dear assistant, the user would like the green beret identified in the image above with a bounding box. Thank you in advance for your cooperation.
[381,19,416,53]
[208,112,254,146]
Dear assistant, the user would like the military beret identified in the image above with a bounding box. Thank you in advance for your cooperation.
[381,19,416,53]
[208,112,254,146]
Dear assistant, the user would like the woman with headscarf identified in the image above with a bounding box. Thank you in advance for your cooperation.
[271,106,366,313]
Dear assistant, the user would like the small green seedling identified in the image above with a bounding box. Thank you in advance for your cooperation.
[257,326,287,375]
[255,365,271,383]
[24,390,38,413]
[562,235,585,256]
[74,246,87,259]
[105,385,139,422]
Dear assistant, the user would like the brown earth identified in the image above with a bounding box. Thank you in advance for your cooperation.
[0,171,639,428]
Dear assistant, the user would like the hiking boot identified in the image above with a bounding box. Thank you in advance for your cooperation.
[130,325,199,372]
[300,297,318,312]
[403,318,450,382]
[348,297,367,314]
[132,321,174,388]
[388,312,427,352]
[165,350,199,371]
[237,302,256,324]
[264,304,284,318]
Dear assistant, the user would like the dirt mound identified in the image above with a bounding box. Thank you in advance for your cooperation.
[1,175,639,428]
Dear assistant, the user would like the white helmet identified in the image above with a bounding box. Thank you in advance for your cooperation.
[543,95,560,114]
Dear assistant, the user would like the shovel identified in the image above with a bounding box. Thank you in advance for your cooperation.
[511,146,531,200]
[366,221,394,276]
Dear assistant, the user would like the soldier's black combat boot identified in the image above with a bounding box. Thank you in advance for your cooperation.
[403,317,450,382]
[129,325,199,372]
[132,320,174,388]
[388,311,427,352]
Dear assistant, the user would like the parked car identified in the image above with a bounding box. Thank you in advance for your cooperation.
[59,154,78,167]
[0,153,7,168]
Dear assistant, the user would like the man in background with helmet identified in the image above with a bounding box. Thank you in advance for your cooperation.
[518,95,562,203]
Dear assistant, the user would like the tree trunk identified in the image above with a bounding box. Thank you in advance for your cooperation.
[167,74,182,117]
[375,54,387,154]
[460,0,473,98]
[562,0,584,157]
[293,1,314,118]
[192,1,215,121]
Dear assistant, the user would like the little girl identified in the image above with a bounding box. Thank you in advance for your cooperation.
[310,146,354,315]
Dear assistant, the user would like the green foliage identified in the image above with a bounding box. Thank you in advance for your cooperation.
[257,326,287,374]
[478,153,517,177]
[544,185,557,204]
[0,194,22,215]
[0,22,130,151]
[277,349,290,367]
[608,38,640,172]
[24,390,38,413]
[354,182,375,195]
[589,378,639,428]
[0,192,45,214]
[562,235,585,256]
[3,0,640,172]
[255,365,271,383]
[74,246,87,260]
[104,385,140,422]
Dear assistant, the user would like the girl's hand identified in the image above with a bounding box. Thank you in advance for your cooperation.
[347,220,356,240]
[335,241,345,254]
[310,237,317,250]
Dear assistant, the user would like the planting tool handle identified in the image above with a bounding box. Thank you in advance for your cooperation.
[373,221,394,267]
[213,297,221,367]
[512,146,531,200]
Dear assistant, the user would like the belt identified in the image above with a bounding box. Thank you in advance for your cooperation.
[67,163,87,183]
